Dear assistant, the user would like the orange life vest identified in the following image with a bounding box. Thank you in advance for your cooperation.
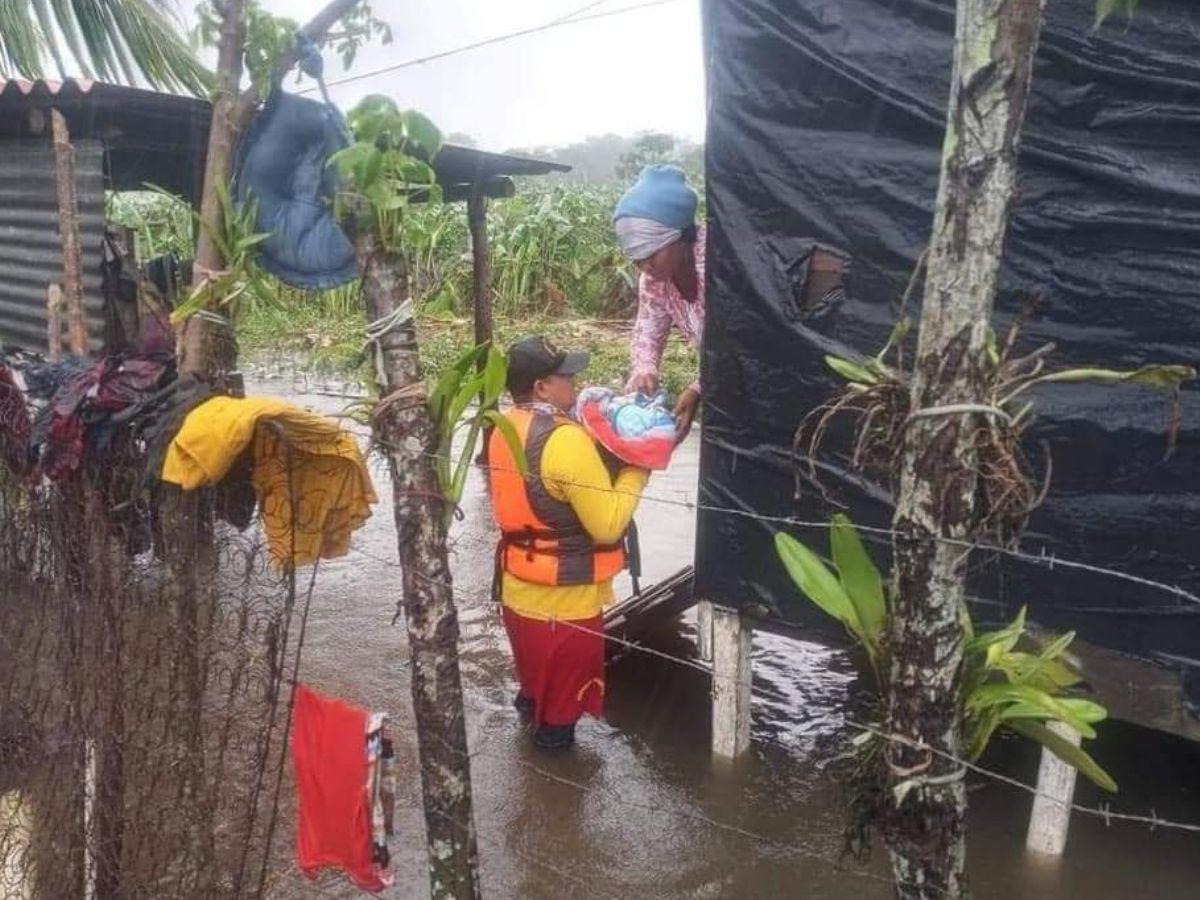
[488,407,627,587]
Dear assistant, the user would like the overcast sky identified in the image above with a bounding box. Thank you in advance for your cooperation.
[195,0,707,151]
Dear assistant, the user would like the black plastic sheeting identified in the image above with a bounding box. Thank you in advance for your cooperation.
[697,0,1200,670]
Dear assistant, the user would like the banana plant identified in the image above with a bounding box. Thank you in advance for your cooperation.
[775,516,1117,791]
[428,343,527,527]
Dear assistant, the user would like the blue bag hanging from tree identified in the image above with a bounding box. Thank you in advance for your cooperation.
[234,38,358,290]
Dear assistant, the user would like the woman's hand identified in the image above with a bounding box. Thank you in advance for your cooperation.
[626,371,659,396]
[673,388,701,444]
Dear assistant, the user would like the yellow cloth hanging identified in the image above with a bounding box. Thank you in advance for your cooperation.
[161,396,377,568]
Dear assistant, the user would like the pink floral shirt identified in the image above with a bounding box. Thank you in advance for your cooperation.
[628,226,706,397]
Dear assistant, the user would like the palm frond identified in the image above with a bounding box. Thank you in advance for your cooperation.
[0,0,210,95]
[29,0,68,77]
[0,0,47,79]
[47,0,93,78]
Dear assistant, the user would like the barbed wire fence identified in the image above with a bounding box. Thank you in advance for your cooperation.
[5,356,1194,898]
[324,424,1200,840]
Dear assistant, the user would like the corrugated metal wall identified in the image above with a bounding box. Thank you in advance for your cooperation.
[0,139,106,351]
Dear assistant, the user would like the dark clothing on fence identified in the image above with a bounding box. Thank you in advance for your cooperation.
[0,364,30,475]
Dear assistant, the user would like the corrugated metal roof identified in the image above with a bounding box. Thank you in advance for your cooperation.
[0,140,106,352]
[0,78,99,98]
[434,144,571,184]
[0,78,210,204]
[0,80,570,205]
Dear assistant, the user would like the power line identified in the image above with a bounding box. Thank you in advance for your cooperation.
[549,0,612,26]
[309,0,689,93]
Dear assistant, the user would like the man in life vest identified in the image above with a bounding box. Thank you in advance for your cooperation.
[489,335,650,750]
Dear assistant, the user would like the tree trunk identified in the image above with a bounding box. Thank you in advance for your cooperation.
[180,0,366,382]
[884,1,1046,897]
[353,230,483,899]
[179,0,248,381]
[50,109,88,356]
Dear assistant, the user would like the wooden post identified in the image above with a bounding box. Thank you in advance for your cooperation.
[83,739,96,900]
[1025,722,1080,856]
[468,193,492,352]
[47,285,64,362]
[50,109,88,356]
[883,1,1046,895]
[711,605,751,760]
[469,190,494,464]
[696,599,713,663]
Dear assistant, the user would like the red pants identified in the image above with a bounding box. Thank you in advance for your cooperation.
[502,608,605,727]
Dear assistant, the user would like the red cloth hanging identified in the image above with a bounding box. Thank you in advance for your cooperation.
[292,683,389,893]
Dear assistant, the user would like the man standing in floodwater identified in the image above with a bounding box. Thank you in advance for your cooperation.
[613,164,705,444]
[488,336,650,751]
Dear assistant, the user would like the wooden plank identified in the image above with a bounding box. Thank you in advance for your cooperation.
[603,566,694,644]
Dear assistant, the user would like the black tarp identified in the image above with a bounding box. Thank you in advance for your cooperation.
[697,0,1200,669]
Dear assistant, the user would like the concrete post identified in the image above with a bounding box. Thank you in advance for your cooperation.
[696,599,713,663]
[1025,721,1080,856]
[711,605,751,760]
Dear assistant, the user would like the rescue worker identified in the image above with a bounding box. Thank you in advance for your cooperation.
[613,164,705,443]
[488,335,650,751]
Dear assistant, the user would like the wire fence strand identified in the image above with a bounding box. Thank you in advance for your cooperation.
[370,438,1200,609]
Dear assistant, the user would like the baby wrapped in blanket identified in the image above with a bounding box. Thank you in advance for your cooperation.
[573,387,678,471]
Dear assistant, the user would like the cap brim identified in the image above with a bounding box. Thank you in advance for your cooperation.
[555,351,590,376]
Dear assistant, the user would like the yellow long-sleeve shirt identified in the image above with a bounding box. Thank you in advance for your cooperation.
[501,422,649,622]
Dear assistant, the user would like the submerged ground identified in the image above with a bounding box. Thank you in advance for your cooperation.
[259,376,1200,899]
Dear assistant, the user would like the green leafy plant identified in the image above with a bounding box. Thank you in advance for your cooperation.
[193,1,292,97]
[325,2,393,70]
[775,515,1117,792]
[0,0,210,94]
[330,95,444,251]
[1094,0,1140,27]
[193,1,391,97]
[106,188,195,260]
[170,183,271,324]
[428,343,527,527]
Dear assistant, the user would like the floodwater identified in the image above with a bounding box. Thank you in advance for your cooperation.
[259,377,1200,900]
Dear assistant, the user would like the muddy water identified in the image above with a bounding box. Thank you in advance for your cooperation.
[260,379,1200,899]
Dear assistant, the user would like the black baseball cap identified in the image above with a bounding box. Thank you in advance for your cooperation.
[506,335,590,396]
